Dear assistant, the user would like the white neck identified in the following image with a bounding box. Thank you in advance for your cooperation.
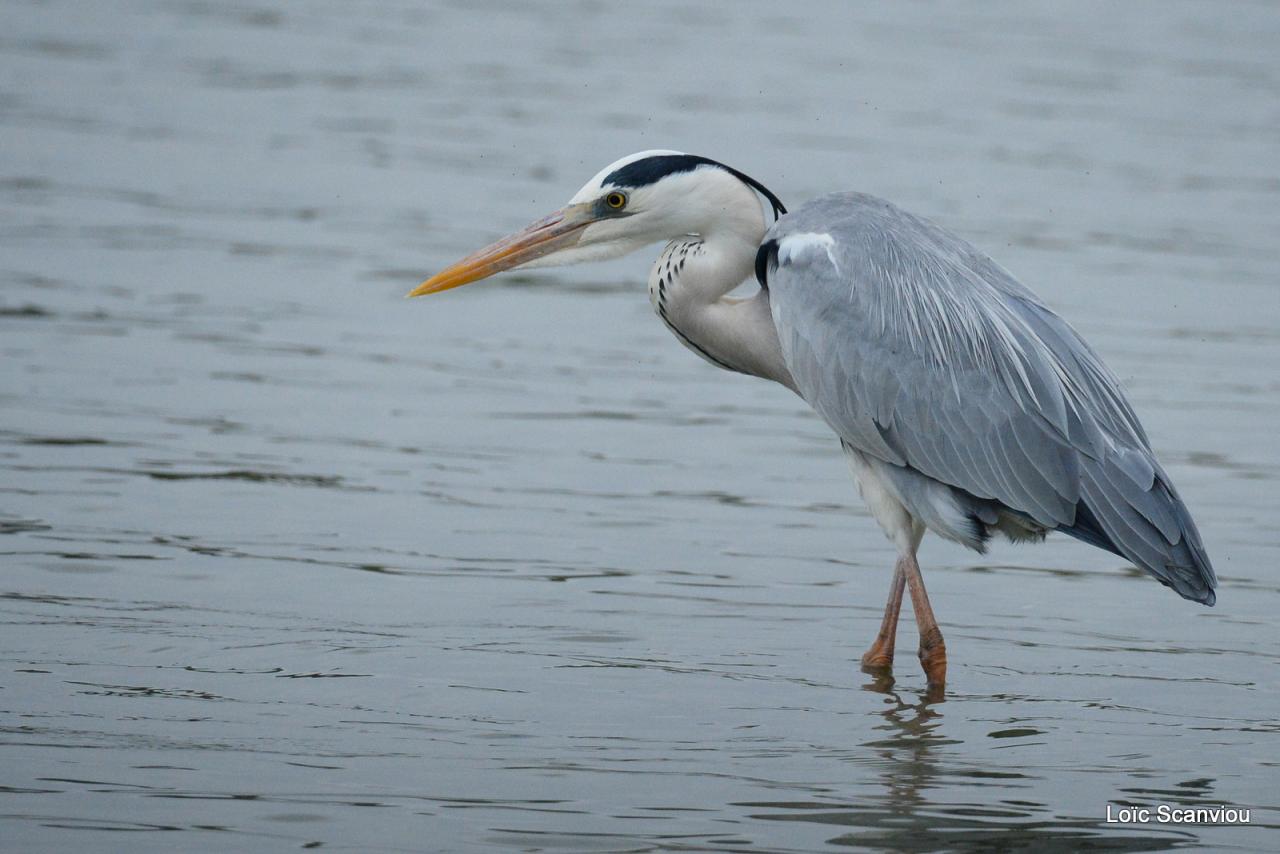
[646,210,796,392]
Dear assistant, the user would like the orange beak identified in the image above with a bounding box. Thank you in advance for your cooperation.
[408,205,596,297]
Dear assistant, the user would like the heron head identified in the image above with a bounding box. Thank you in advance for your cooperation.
[408,150,785,297]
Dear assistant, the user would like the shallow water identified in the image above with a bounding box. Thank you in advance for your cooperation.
[2,1,1279,851]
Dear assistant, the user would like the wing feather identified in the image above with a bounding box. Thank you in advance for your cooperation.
[764,192,1216,603]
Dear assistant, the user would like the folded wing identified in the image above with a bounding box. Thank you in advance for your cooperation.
[762,192,1216,604]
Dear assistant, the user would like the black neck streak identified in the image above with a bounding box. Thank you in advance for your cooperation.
[652,240,743,376]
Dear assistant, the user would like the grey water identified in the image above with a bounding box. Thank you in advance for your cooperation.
[2,1,1278,851]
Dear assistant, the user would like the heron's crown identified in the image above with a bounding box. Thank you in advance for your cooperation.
[580,150,786,220]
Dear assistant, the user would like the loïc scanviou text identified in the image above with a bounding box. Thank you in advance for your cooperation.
[1106,804,1250,825]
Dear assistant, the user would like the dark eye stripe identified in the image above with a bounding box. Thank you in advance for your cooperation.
[601,154,786,220]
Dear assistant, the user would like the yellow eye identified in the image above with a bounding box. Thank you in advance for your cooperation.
[605,191,627,209]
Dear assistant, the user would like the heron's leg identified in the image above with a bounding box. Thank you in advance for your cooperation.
[860,560,906,669]
[902,552,947,687]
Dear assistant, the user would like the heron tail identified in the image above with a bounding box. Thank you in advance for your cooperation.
[1062,449,1217,605]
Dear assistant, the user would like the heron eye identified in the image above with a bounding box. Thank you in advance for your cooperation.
[605,191,627,210]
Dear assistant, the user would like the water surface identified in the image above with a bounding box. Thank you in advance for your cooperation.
[2,1,1278,850]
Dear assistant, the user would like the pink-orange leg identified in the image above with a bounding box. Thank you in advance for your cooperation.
[902,551,947,687]
[861,561,906,669]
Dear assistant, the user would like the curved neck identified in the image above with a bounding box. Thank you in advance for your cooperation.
[647,228,796,392]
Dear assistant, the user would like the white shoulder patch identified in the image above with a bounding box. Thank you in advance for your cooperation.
[777,232,840,274]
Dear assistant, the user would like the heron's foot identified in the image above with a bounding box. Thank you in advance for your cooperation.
[860,634,896,670]
[917,625,947,688]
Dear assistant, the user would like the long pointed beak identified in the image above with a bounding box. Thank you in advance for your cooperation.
[408,205,596,297]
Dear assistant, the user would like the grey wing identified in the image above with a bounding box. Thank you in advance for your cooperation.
[762,192,1216,604]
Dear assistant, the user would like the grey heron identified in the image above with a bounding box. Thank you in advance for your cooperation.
[410,150,1217,689]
